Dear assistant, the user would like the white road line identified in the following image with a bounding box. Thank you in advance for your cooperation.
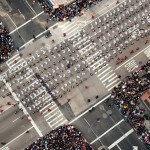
[108,129,134,149]
[95,64,109,74]
[99,70,113,80]
[39,101,52,112]
[97,67,111,77]
[117,144,122,150]
[106,78,119,88]
[115,45,150,70]
[0,126,33,149]
[69,94,111,124]
[55,119,68,128]
[9,11,44,35]
[6,14,17,28]
[2,78,43,137]
[24,0,37,15]
[51,117,64,126]
[90,119,124,144]
[6,53,19,63]
[12,114,24,123]
[18,9,25,19]
[43,103,56,115]
[46,111,59,121]
[102,73,116,83]
[19,22,58,49]
[108,75,118,82]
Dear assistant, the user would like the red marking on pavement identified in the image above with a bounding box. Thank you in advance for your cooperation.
[67,98,71,102]
[63,33,66,37]
[7,102,11,105]
[85,86,89,89]
[116,0,119,4]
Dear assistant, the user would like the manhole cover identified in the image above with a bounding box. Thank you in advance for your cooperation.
[99,105,104,110]
[102,113,108,118]
[107,110,112,115]
[41,43,45,46]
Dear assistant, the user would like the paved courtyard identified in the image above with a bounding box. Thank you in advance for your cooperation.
[0,0,149,149]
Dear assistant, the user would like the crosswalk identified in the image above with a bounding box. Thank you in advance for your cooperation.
[124,59,138,72]
[144,48,150,59]
[6,53,27,70]
[94,64,120,91]
[1,147,9,150]
[59,21,79,38]
[40,101,68,129]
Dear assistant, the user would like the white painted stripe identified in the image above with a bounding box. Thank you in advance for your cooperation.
[6,53,19,64]
[108,75,118,82]
[90,119,124,144]
[51,117,64,126]
[2,78,43,137]
[115,45,150,70]
[97,67,111,77]
[9,11,44,35]
[69,94,111,124]
[44,107,58,117]
[99,70,113,80]
[0,126,33,149]
[9,59,24,68]
[90,58,104,68]
[48,113,63,122]
[42,103,56,115]
[55,119,68,128]
[95,64,109,74]
[106,78,119,88]
[102,73,116,83]
[108,129,134,149]
[46,111,59,121]
[12,114,24,123]
[40,101,52,112]
[107,81,121,91]
[92,62,106,71]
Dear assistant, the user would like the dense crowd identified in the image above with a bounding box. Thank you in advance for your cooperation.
[111,61,150,149]
[0,23,14,63]
[38,0,102,21]
[25,125,93,150]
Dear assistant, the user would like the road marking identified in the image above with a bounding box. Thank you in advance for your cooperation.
[108,129,134,149]
[24,0,37,15]
[6,14,17,28]
[19,22,58,49]
[18,9,25,19]
[115,45,150,70]
[117,144,122,150]
[90,119,124,144]
[69,94,111,124]
[12,114,24,123]
[2,78,43,137]
[0,126,33,149]
[9,11,44,35]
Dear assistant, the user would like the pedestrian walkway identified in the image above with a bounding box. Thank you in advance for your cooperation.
[144,48,150,59]
[1,146,9,150]
[59,21,79,38]
[124,59,138,72]
[94,64,120,91]
[6,53,27,70]
[40,101,68,129]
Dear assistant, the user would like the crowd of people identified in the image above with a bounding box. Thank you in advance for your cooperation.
[111,60,150,149]
[0,22,14,63]
[25,125,93,150]
[38,0,102,21]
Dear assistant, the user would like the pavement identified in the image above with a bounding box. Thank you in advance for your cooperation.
[0,0,149,149]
